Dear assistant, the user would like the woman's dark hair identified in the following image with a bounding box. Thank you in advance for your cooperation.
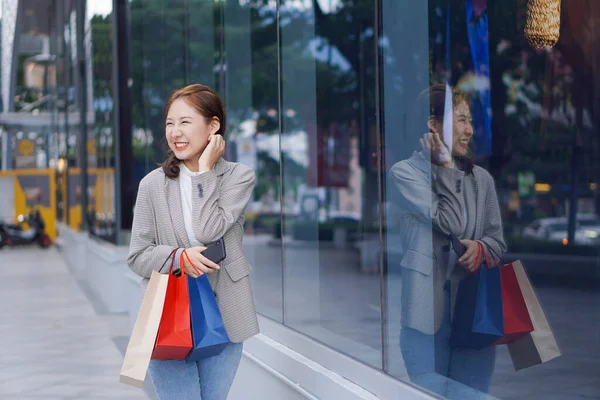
[412,84,474,174]
[426,84,470,120]
[161,84,227,178]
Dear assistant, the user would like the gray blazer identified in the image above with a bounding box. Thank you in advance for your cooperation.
[388,152,506,335]
[127,158,259,343]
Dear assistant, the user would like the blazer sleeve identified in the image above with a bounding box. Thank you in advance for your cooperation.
[190,163,256,244]
[476,174,507,264]
[389,161,466,237]
[127,179,182,278]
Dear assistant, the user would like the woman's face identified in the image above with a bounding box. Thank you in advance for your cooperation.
[450,101,474,157]
[165,98,216,162]
[430,100,474,157]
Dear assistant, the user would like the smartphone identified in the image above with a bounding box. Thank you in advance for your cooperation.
[174,238,227,277]
[450,234,467,257]
[202,238,227,264]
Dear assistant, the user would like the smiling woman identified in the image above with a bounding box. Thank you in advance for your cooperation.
[162,84,227,179]
[127,83,258,399]
[386,83,507,398]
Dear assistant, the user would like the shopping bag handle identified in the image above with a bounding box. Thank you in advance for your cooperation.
[158,248,178,273]
[476,241,495,270]
[477,241,501,267]
[181,249,204,277]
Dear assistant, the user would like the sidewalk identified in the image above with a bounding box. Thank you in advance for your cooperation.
[0,246,148,400]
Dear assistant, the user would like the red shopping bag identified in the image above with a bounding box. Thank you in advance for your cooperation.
[152,250,193,360]
[493,261,534,345]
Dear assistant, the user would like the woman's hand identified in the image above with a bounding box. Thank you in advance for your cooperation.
[182,246,221,278]
[420,132,452,168]
[198,134,226,172]
[458,240,481,272]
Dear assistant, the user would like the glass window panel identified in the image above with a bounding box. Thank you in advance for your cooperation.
[188,0,218,88]
[130,0,205,181]
[280,0,382,368]
[87,1,117,242]
[222,0,283,322]
[380,0,432,380]
[382,0,600,398]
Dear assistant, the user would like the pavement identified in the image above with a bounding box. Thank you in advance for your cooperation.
[2,237,599,399]
[0,246,148,400]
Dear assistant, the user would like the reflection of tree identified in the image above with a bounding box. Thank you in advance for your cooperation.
[127,0,376,193]
[91,15,113,99]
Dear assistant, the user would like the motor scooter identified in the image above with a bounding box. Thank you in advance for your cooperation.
[0,209,52,249]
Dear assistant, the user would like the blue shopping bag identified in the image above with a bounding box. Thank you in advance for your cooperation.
[450,243,504,349]
[186,274,231,360]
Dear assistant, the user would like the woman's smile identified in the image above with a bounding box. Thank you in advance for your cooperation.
[174,142,190,150]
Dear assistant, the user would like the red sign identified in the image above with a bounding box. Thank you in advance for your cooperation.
[307,122,351,188]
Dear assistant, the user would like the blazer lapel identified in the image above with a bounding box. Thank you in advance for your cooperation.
[163,159,230,249]
[164,175,191,248]
[213,158,231,177]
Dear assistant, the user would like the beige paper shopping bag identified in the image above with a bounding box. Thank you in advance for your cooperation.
[120,270,169,388]
[507,261,561,371]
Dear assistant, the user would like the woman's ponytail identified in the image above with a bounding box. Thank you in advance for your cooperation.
[162,152,181,178]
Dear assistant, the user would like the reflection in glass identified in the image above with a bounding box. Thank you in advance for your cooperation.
[383,1,600,399]
[88,3,116,241]
[280,0,382,368]
[222,0,284,322]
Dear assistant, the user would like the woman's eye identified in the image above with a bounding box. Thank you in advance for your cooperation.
[166,122,173,126]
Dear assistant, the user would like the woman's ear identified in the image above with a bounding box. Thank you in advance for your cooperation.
[427,116,440,133]
[210,118,221,135]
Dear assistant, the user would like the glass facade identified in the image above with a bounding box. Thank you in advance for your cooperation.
[17,0,599,398]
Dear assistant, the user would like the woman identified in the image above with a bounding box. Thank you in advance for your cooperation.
[127,83,258,399]
[388,84,506,399]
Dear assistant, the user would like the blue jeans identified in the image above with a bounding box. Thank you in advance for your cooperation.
[148,343,243,400]
[400,282,496,399]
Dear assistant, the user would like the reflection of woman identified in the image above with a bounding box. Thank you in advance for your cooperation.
[388,84,506,399]
[128,84,258,399]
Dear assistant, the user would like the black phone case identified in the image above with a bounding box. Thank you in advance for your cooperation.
[202,238,227,264]
[450,234,467,256]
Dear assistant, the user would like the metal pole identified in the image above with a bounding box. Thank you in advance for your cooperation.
[1,130,8,171]
[113,0,134,243]
[374,0,388,373]
[63,0,71,225]
[76,0,89,231]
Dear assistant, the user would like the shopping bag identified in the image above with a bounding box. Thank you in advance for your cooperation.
[183,251,231,360]
[507,261,561,370]
[120,269,170,388]
[450,243,504,349]
[151,250,193,360]
[493,262,534,345]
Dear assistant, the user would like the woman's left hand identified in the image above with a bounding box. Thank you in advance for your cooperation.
[458,239,480,272]
[198,134,226,172]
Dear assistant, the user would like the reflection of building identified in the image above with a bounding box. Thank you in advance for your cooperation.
[1,0,94,166]
[1,0,96,233]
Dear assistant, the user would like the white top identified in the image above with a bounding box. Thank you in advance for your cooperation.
[179,163,204,247]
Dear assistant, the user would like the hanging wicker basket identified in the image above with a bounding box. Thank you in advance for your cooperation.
[525,0,561,48]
